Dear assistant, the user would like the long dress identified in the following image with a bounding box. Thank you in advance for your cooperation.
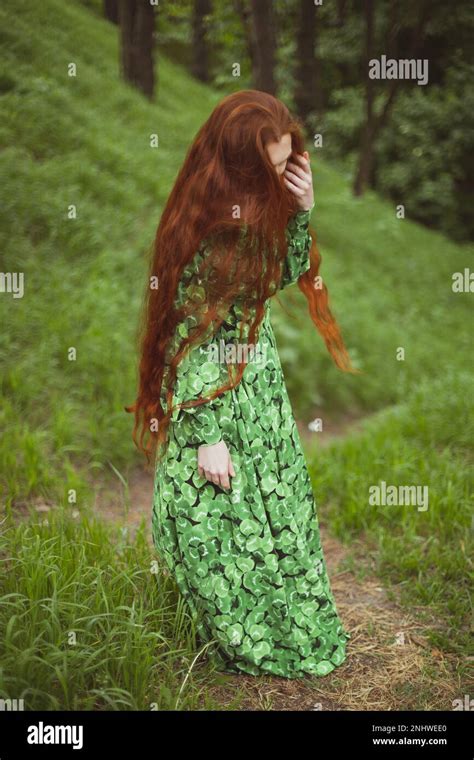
[151,208,351,679]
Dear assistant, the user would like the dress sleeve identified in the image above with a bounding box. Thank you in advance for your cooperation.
[162,253,244,448]
[278,208,313,290]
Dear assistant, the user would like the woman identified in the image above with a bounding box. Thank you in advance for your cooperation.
[129,90,358,679]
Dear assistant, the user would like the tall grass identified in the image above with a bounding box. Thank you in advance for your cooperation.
[0,509,244,710]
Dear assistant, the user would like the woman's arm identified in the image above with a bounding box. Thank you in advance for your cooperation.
[164,276,234,447]
[278,207,313,290]
[163,255,246,488]
[278,150,315,290]
[172,332,236,489]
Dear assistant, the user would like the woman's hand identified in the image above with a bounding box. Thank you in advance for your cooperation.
[198,440,235,490]
[283,151,314,212]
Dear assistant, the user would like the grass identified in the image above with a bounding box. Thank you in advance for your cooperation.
[308,370,473,656]
[0,509,243,710]
[0,0,221,504]
[0,0,472,708]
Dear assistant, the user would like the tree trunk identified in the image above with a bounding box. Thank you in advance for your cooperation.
[294,0,323,123]
[336,0,348,27]
[118,0,156,100]
[233,0,255,72]
[353,0,375,196]
[191,0,212,82]
[103,0,119,24]
[249,0,276,94]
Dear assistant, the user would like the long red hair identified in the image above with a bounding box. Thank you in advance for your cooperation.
[127,90,359,463]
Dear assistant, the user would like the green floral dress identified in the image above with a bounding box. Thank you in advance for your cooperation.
[152,209,351,679]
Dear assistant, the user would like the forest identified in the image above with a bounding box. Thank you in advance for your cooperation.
[105,0,474,241]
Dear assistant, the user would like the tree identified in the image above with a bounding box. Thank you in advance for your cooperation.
[191,0,212,82]
[103,0,119,25]
[353,0,429,196]
[233,0,256,73]
[118,0,156,100]
[294,0,323,124]
[249,0,276,94]
[353,0,376,196]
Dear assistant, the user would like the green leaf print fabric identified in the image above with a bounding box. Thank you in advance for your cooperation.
[152,209,351,678]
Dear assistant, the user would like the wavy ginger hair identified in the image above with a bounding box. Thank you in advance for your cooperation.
[127,90,359,463]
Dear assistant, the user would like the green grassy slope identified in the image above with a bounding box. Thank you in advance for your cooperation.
[0,0,472,703]
[1,0,471,496]
[0,0,222,501]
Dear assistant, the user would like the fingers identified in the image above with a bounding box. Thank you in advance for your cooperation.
[284,168,310,191]
[286,159,312,184]
[197,442,236,491]
[284,153,312,200]
[283,176,306,197]
[294,152,312,174]
[284,152,313,208]
[202,468,230,489]
[198,465,233,489]
[220,472,230,490]
[203,468,221,487]
[288,153,311,175]
[220,455,234,489]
